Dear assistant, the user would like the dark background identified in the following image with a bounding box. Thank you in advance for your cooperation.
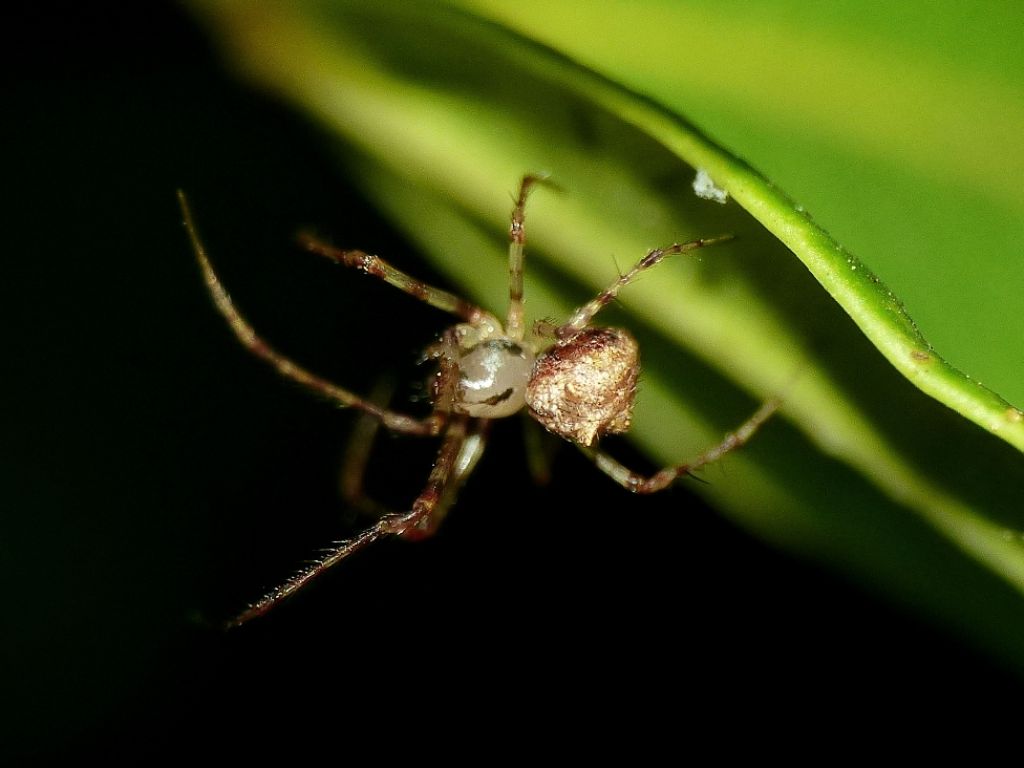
[3,3,1019,758]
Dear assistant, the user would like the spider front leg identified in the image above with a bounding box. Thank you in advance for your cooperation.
[544,236,733,342]
[178,191,444,436]
[228,414,473,627]
[506,173,552,341]
[298,233,496,327]
[579,397,781,493]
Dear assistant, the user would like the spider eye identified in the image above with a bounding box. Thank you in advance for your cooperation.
[455,339,535,418]
[526,328,639,446]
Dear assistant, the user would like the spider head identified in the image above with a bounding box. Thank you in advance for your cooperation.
[525,327,639,447]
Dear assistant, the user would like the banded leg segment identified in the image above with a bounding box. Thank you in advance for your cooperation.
[506,174,549,341]
[298,233,494,326]
[580,397,780,493]
[339,380,491,539]
[554,236,733,341]
[401,419,490,541]
[228,415,471,627]
[339,378,401,521]
[179,191,442,436]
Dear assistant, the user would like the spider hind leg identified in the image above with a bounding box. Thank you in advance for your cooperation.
[580,397,780,493]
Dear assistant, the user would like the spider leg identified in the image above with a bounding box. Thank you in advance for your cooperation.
[339,380,491,538]
[579,397,780,493]
[553,235,733,341]
[227,415,472,628]
[179,191,442,436]
[401,418,490,541]
[506,173,551,341]
[522,415,558,486]
[339,378,401,521]
[298,233,496,326]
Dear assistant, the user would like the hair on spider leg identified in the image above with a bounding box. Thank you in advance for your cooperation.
[179,179,777,627]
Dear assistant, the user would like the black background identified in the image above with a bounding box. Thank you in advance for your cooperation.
[3,3,1019,758]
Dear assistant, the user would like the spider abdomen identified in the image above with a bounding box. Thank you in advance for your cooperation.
[526,327,639,447]
[454,338,536,418]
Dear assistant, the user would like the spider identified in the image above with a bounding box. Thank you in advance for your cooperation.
[178,176,779,626]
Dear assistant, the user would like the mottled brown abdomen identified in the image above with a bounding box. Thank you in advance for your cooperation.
[525,327,639,447]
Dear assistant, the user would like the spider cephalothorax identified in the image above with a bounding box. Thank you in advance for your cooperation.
[452,334,535,418]
[178,176,778,626]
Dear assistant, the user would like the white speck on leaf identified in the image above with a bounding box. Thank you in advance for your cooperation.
[693,168,728,204]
